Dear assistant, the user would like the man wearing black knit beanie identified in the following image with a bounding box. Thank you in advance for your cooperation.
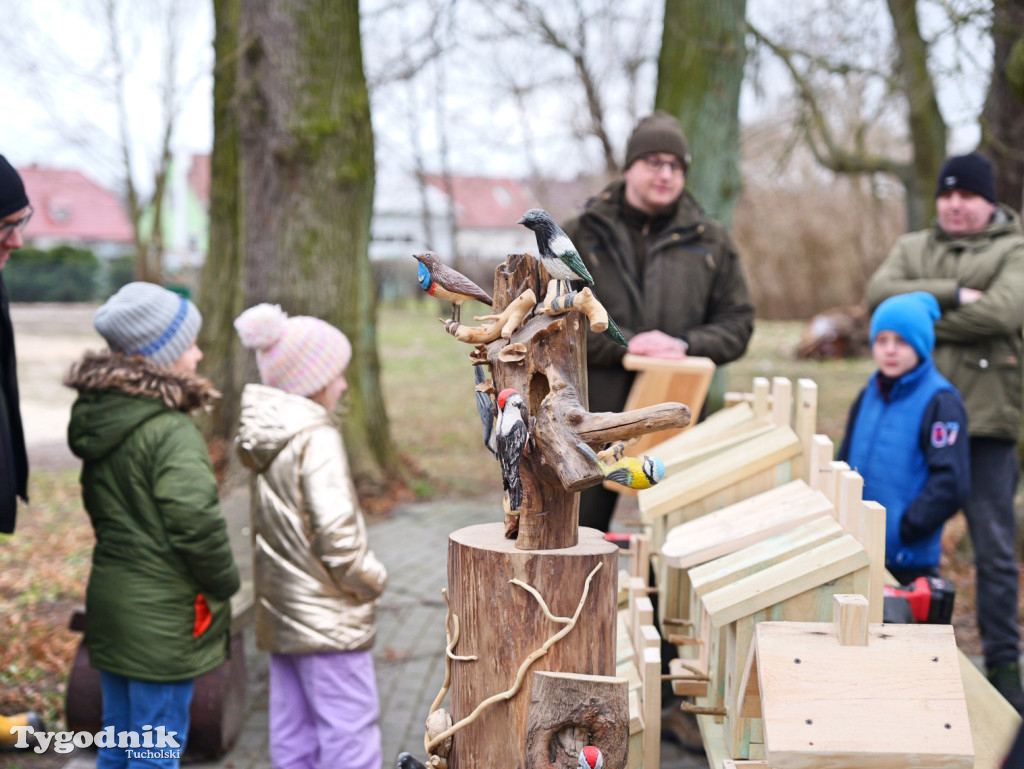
[0,153,32,534]
[868,151,1024,711]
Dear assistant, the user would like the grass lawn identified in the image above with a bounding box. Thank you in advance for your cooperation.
[0,303,998,730]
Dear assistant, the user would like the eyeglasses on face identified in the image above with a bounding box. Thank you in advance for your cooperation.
[641,155,683,174]
[0,205,33,241]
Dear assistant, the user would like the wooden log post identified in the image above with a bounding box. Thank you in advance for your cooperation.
[447,524,619,768]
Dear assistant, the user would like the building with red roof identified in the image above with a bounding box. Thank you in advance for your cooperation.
[17,165,134,258]
[423,175,538,259]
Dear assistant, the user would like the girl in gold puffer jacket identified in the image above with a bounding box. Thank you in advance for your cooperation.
[235,304,387,769]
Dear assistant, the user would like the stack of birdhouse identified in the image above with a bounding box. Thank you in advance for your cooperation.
[632,375,1022,768]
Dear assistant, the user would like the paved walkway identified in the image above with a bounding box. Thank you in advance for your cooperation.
[62,493,705,769]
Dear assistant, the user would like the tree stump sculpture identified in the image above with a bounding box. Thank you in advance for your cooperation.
[422,251,691,768]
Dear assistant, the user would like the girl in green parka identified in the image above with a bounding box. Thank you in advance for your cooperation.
[65,282,240,769]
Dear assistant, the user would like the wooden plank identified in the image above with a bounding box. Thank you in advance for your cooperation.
[640,624,661,649]
[662,489,834,569]
[752,377,771,418]
[737,635,761,718]
[793,379,818,482]
[664,481,810,544]
[825,460,850,507]
[690,515,844,598]
[958,653,1021,769]
[668,656,709,698]
[633,534,650,581]
[704,536,870,628]
[634,596,654,658]
[661,420,776,476]
[771,377,793,427]
[860,501,887,624]
[808,434,834,493]
[643,645,661,769]
[837,470,864,537]
[653,401,756,459]
[756,621,972,768]
[639,425,803,522]
[832,593,869,646]
[621,354,716,454]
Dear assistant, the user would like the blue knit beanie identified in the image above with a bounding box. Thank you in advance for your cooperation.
[870,292,941,361]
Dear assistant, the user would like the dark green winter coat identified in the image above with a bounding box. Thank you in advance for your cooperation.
[867,205,1024,441]
[66,352,240,682]
[563,181,754,413]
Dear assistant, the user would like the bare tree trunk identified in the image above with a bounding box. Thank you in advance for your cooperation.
[886,0,947,229]
[198,0,247,444]
[228,0,405,487]
[981,0,1024,211]
[655,0,747,227]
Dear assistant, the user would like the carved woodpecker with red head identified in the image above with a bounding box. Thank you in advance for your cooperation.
[495,388,529,511]
[578,746,603,769]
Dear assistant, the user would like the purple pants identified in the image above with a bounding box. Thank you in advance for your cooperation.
[269,651,382,769]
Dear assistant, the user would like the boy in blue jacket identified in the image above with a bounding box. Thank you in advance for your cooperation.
[838,291,970,585]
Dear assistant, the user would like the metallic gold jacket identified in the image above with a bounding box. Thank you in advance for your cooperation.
[237,383,387,654]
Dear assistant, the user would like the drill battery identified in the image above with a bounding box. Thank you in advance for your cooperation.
[882,576,956,624]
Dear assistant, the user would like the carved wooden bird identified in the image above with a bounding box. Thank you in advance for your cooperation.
[496,388,529,511]
[474,365,498,458]
[578,746,604,769]
[415,252,493,322]
[577,441,665,490]
[396,753,427,769]
[518,209,626,345]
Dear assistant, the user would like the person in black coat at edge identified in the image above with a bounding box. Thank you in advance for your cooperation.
[0,153,31,536]
[0,157,48,744]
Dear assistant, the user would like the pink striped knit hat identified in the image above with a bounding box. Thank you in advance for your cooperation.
[234,304,351,396]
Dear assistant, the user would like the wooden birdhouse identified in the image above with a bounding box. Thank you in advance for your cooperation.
[638,378,818,564]
[738,594,974,768]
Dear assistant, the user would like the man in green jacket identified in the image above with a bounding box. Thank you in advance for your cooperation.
[867,152,1024,711]
[563,111,755,532]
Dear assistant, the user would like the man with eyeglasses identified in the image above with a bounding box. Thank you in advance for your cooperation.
[563,111,754,533]
[0,154,31,534]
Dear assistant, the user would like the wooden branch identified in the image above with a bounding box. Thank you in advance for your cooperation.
[426,564,602,752]
[424,589,467,765]
[576,402,692,445]
[442,289,536,343]
[537,282,609,333]
[746,20,909,178]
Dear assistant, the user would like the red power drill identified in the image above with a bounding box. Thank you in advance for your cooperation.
[883,576,956,624]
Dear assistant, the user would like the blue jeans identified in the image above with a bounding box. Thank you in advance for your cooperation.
[97,672,193,769]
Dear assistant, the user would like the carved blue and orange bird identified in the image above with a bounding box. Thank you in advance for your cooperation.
[576,441,665,490]
[414,252,493,323]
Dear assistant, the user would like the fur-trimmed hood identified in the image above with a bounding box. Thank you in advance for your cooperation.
[65,351,219,412]
[65,351,219,463]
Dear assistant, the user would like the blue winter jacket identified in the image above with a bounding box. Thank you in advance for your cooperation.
[840,359,970,571]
